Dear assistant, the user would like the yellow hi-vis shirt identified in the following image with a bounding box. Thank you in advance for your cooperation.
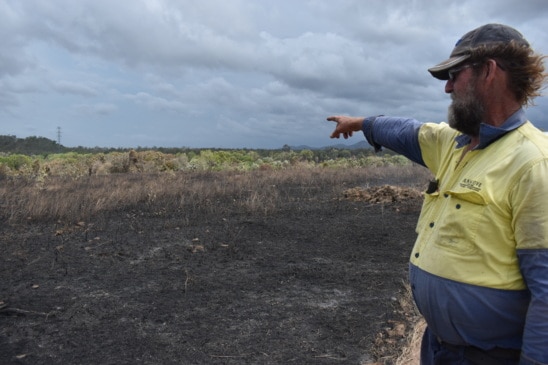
[410,121,548,290]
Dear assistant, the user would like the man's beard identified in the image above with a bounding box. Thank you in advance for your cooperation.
[447,83,484,136]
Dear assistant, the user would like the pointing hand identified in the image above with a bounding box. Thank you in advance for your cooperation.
[326,116,365,139]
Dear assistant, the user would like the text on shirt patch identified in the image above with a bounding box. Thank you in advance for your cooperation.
[460,178,482,192]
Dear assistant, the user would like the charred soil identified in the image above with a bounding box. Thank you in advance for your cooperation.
[1,168,427,364]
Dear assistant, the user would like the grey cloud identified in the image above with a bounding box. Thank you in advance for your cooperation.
[124,92,187,112]
[53,81,98,97]
[0,52,33,78]
[474,0,548,22]
[1,0,547,148]
[74,103,117,116]
[0,90,18,110]
[0,77,43,112]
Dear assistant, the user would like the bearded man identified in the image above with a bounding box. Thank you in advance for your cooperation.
[327,24,548,365]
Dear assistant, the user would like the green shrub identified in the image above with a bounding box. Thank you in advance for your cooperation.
[0,154,33,171]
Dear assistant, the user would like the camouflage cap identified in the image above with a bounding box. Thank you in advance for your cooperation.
[428,23,530,80]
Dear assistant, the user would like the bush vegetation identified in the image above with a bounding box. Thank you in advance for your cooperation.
[0,147,410,178]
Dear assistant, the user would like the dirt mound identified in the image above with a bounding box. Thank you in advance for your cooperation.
[344,185,423,204]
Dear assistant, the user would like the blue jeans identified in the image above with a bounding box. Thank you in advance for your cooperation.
[420,327,520,365]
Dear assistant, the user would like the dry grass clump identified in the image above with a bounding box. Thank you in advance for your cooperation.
[366,282,424,365]
[395,318,426,365]
[393,283,425,365]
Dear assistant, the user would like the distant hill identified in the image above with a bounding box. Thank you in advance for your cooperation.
[291,141,370,150]
[0,135,63,155]
[326,140,370,150]
[0,134,372,155]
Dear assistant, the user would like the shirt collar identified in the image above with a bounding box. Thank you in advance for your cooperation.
[455,108,527,149]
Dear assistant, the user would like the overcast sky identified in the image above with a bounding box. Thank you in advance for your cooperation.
[1,0,548,149]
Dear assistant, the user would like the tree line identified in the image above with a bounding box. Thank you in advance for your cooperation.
[0,134,393,162]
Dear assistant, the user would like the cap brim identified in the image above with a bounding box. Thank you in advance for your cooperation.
[428,54,471,80]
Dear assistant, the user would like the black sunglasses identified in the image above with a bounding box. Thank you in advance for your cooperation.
[448,63,479,82]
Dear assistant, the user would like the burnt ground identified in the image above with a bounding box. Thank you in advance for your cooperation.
[0,178,424,365]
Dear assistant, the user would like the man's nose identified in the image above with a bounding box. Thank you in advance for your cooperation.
[445,80,454,94]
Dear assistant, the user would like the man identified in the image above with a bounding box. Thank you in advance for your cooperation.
[328,24,547,365]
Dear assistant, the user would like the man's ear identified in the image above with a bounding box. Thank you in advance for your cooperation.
[484,59,498,82]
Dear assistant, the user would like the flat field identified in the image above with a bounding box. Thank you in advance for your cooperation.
[0,165,429,364]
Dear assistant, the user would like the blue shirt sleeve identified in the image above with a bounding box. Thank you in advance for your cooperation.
[517,249,548,364]
[361,116,425,166]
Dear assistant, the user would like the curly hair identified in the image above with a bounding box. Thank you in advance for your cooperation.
[469,40,547,106]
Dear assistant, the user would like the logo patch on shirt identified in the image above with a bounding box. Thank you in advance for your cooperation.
[460,178,482,192]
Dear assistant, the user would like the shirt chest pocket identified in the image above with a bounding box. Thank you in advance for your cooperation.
[430,190,488,255]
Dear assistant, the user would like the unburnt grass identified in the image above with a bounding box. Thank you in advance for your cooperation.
[1,165,430,364]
